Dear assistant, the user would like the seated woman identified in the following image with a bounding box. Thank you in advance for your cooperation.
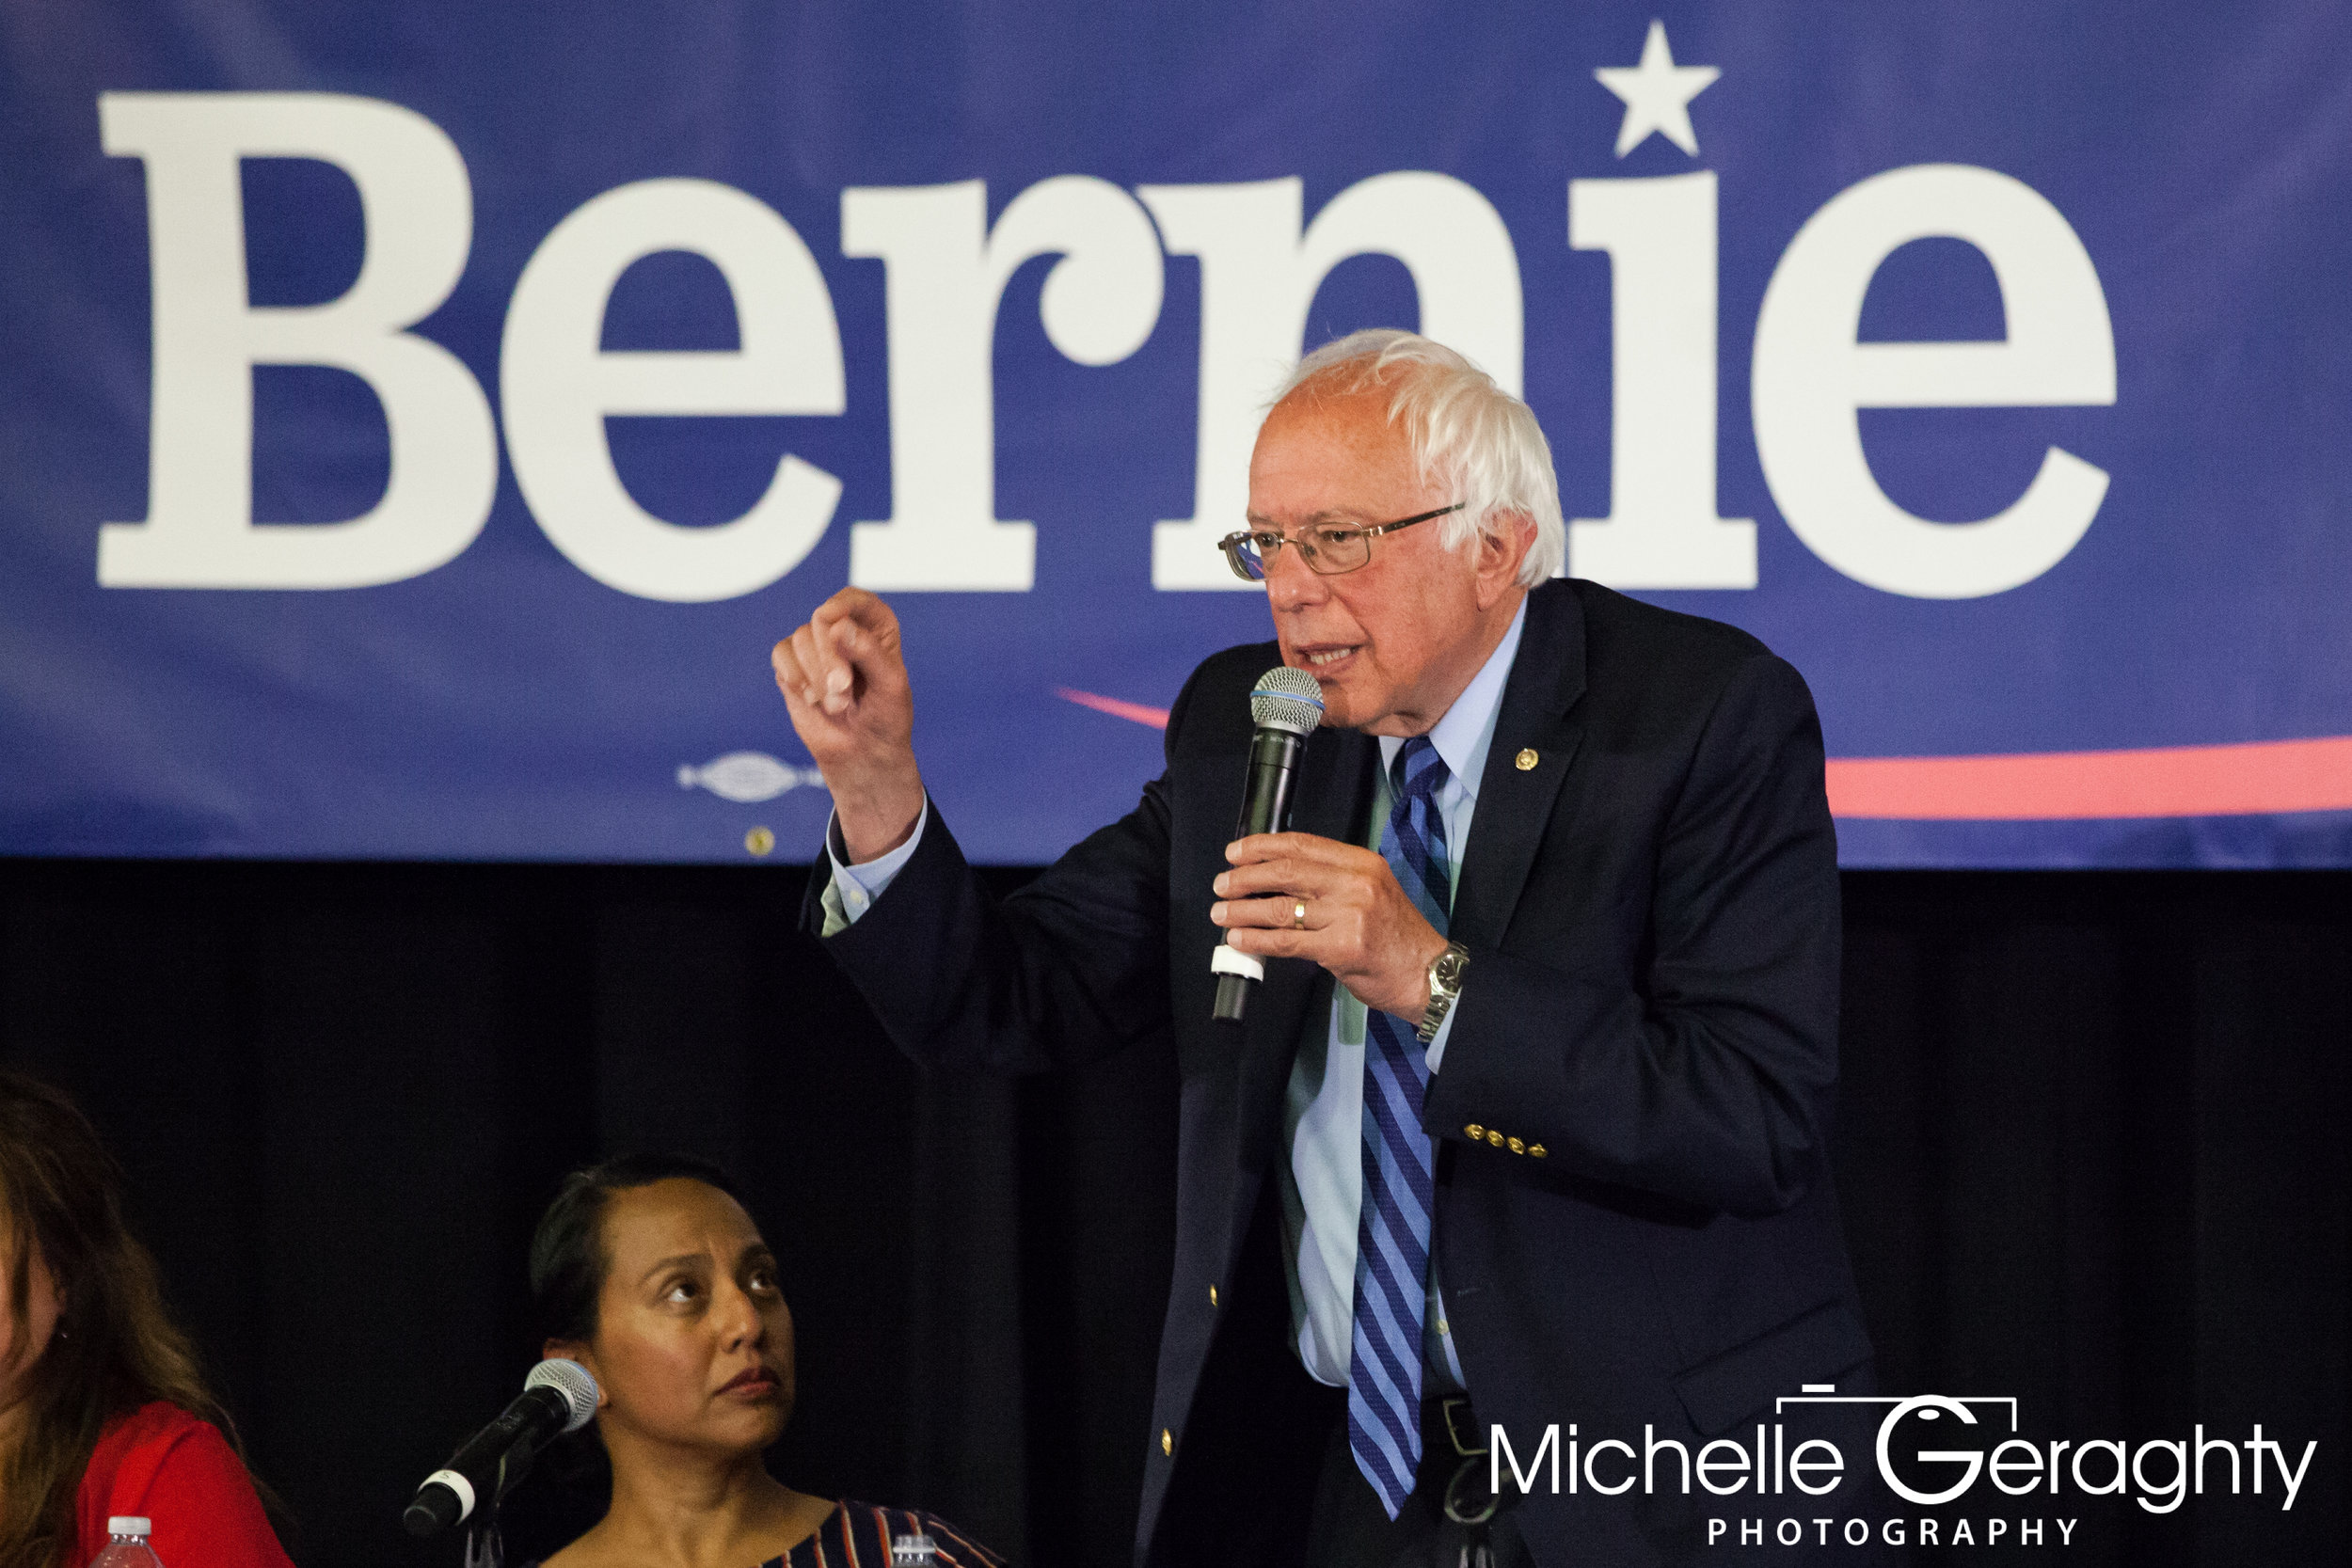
[526,1155,1001,1568]
[0,1069,295,1568]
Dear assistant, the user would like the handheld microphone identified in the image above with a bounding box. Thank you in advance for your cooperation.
[404,1358,598,1538]
[1210,665,1326,1023]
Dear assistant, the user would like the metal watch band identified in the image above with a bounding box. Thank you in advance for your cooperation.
[1417,942,1470,1043]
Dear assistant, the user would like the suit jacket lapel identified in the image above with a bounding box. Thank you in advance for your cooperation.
[1453,582,1588,952]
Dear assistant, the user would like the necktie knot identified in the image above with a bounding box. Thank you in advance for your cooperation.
[1393,734,1449,804]
[1384,736,1453,936]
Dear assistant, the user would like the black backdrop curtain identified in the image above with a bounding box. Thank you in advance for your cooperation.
[1,861,2344,1567]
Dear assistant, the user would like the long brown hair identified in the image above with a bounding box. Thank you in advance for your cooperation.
[0,1069,250,1568]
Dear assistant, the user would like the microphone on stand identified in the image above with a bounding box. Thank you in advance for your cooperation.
[1210,665,1326,1023]
[403,1358,599,1538]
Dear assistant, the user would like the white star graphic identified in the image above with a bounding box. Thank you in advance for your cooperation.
[1594,19,1721,158]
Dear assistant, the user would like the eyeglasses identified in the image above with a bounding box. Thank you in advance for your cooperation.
[1216,503,1465,582]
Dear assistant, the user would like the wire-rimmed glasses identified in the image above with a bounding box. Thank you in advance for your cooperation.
[1216,502,1464,582]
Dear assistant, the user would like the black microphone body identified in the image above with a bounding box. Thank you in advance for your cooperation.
[1212,666,1324,1022]
[403,1385,571,1538]
[1233,727,1307,841]
[1212,723,1305,1022]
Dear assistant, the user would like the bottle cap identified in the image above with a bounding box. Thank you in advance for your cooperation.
[107,1517,152,1537]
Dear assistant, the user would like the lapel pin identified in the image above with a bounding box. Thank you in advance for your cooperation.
[1515,748,1539,771]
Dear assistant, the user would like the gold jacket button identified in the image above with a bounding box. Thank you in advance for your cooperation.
[1465,1123,1486,1139]
[1162,1428,1173,1455]
[1507,1136,1525,1155]
[1486,1130,1504,1148]
[1516,748,1539,770]
[1529,1143,1549,1158]
[1208,1285,1218,1307]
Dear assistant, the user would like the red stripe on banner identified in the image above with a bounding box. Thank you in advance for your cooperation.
[1058,689,2352,822]
[1827,735,2352,820]
[1057,688,1171,729]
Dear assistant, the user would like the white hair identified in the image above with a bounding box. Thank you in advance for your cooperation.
[1269,329,1565,586]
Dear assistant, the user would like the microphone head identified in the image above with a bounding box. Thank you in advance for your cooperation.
[525,1357,600,1433]
[1250,666,1326,736]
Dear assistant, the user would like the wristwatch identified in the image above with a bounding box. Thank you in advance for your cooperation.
[1417,942,1470,1043]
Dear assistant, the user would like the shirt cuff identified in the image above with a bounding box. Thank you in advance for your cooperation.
[818,799,929,937]
[1422,994,1458,1074]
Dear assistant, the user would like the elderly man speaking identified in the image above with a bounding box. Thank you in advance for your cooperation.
[773,331,1881,1566]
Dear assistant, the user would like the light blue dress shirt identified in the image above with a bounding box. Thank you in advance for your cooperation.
[819,599,1530,1399]
[819,798,928,930]
[1279,599,1523,1393]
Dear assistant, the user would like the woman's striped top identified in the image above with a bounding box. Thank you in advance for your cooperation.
[519,1501,1004,1568]
[774,1502,1003,1568]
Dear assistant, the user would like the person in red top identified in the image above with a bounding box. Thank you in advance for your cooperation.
[0,1069,295,1568]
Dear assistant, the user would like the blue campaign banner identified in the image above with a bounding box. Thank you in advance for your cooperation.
[3,2,2348,866]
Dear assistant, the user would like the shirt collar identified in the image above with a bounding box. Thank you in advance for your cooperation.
[1377,597,1529,801]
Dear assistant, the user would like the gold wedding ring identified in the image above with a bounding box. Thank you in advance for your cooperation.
[1293,900,1309,929]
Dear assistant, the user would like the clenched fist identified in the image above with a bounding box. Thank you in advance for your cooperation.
[772,588,926,862]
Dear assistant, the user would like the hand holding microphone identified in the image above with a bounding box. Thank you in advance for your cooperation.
[1207,668,1324,1022]
[1210,666,1451,1026]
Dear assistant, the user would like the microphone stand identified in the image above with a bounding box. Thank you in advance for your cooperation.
[461,1500,502,1568]
[459,1433,545,1568]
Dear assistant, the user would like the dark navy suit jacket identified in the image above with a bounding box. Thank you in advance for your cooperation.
[805,578,1877,1565]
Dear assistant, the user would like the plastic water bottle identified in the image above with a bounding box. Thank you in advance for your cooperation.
[90,1517,165,1568]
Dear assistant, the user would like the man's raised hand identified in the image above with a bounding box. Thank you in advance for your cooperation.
[772,588,926,862]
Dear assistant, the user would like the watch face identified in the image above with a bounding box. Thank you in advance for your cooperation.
[1432,947,1468,990]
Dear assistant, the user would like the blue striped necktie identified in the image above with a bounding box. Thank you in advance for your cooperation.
[1349,734,1452,1515]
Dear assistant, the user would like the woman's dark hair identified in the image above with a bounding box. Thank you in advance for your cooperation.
[0,1069,260,1567]
[529,1153,751,1346]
